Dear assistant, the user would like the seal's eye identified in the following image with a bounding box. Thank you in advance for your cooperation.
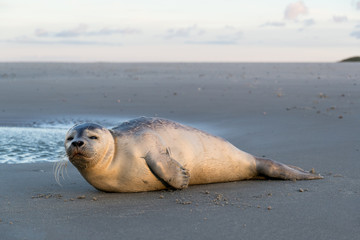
[89,136,98,140]
[67,137,74,141]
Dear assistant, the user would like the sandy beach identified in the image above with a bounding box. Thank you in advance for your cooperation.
[0,63,359,240]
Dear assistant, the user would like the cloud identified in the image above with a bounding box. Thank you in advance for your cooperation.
[165,25,205,39]
[350,31,360,39]
[303,18,315,27]
[35,24,141,38]
[357,1,360,10]
[297,19,315,32]
[284,1,308,20]
[87,28,141,36]
[55,24,88,38]
[35,29,49,37]
[185,30,242,45]
[7,24,137,46]
[165,26,242,45]
[4,35,121,46]
[216,31,243,42]
[333,16,348,23]
[260,22,286,27]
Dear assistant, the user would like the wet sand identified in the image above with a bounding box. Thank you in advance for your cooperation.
[0,63,359,239]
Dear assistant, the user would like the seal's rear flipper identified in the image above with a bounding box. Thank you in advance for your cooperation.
[255,157,323,180]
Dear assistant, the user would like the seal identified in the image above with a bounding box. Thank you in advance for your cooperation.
[64,117,323,192]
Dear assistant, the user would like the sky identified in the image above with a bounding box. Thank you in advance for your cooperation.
[0,0,359,62]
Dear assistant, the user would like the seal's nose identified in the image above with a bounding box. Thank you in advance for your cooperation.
[72,141,84,147]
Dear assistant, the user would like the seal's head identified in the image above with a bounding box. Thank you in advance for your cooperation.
[65,123,114,170]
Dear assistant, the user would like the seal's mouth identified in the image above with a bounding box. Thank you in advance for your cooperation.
[70,153,90,160]
[67,147,93,161]
[67,150,93,170]
[65,137,100,169]
[71,151,85,158]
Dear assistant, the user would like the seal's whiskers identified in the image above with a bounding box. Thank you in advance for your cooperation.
[54,157,69,186]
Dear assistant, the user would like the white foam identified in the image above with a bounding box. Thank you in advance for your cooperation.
[0,127,66,164]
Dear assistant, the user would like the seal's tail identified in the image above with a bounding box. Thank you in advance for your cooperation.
[255,157,323,180]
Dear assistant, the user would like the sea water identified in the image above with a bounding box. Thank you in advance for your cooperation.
[0,126,67,164]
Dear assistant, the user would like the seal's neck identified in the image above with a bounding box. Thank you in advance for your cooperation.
[77,137,116,191]
[95,137,115,171]
[79,136,115,175]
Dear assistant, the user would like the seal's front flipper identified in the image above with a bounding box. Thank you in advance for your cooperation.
[255,157,323,180]
[144,147,190,189]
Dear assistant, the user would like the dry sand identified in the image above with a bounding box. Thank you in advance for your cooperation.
[0,63,359,240]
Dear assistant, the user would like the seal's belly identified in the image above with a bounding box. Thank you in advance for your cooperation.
[156,129,257,185]
[87,166,167,192]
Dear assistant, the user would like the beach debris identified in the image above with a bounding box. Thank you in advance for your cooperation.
[159,195,164,199]
[326,106,336,111]
[318,93,327,99]
[215,193,224,201]
[226,73,233,79]
[338,115,343,119]
[204,190,210,194]
[32,193,62,199]
[267,206,272,210]
[32,194,48,199]
[92,197,98,201]
[1,73,16,78]
[77,195,86,199]
[333,174,343,178]
[299,188,309,192]
[309,168,316,174]
[175,199,192,205]
[212,193,229,206]
[247,195,261,201]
